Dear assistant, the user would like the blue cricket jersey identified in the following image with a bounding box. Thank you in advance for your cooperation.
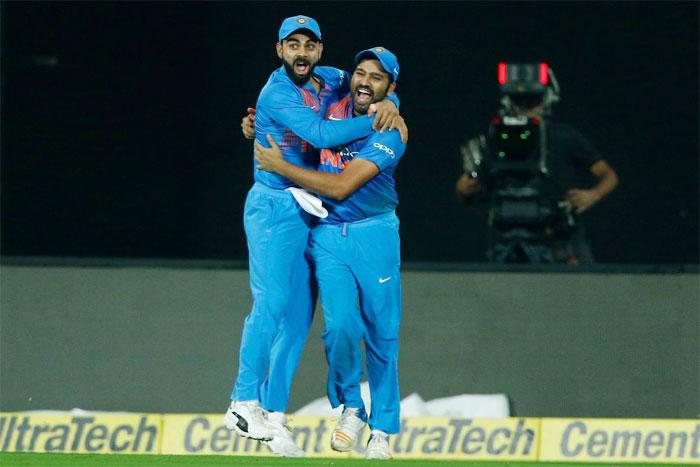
[318,96,407,223]
[253,66,377,189]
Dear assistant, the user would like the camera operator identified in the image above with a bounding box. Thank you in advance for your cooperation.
[456,67,618,264]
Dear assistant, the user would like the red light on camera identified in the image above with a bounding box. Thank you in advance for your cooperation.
[498,63,507,84]
[539,63,549,85]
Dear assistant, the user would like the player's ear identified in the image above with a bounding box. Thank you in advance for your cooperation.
[385,82,397,96]
[276,42,283,59]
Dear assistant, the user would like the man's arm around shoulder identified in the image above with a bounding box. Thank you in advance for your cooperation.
[254,134,380,201]
[262,83,374,149]
[320,129,406,200]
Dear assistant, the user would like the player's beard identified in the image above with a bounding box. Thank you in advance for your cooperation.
[283,57,316,86]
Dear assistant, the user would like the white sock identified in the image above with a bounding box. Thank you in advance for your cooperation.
[231,399,258,408]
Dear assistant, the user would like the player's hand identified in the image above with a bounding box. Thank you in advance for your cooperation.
[368,100,399,131]
[567,188,599,214]
[254,134,284,173]
[367,101,408,144]
[391,115,408,144]
[241,107,256,140]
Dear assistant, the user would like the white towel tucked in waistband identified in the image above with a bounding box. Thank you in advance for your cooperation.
[285,187,328,218]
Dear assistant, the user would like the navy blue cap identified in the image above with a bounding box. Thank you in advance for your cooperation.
[354,46,399,82]
[278,15,322,42]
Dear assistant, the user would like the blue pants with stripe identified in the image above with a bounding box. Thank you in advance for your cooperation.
[230,183,316,412]
[310,211,402,434]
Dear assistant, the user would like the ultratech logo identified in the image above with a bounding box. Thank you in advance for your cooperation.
[388,418,535,457]
[0,415,159,453]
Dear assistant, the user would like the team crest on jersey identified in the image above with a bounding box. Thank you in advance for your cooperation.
[320,146,357,170]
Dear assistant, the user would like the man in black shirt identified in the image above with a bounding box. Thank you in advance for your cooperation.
[456,96,618,264]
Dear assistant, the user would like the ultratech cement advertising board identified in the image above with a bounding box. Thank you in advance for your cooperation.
[0,414,161,454]
[162,415,537,460]
[539,418,699,464]
[1,413,697,463]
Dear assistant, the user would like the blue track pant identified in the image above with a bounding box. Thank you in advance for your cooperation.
[310,211,401,434]
[231,183,316,412]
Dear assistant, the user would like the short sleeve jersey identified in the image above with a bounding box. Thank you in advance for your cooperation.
[318,96,407,223]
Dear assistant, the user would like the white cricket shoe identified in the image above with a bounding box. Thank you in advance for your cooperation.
[365,429,392,460]
[330,407,366,452]
[224,400,275,441]
[263,412,305,457]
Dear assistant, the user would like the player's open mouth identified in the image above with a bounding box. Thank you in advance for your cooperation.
[355,87,373,105]
[294,59,310,75]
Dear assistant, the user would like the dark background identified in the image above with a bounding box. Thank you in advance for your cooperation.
[2,1,698,264]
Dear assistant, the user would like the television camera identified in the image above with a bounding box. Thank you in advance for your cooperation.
[461,62,576,263]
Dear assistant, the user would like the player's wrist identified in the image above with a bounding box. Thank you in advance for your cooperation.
[276,160,294,176]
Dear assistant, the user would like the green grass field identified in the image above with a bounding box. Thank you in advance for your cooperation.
[0,453,690,467]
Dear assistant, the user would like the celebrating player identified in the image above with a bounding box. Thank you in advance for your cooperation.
[255,46,406,460]
[224,15,406,457]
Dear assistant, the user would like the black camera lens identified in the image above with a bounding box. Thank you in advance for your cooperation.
[511,94,543,109]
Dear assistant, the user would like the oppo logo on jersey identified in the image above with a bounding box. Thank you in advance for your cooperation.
[373,142,396,158]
